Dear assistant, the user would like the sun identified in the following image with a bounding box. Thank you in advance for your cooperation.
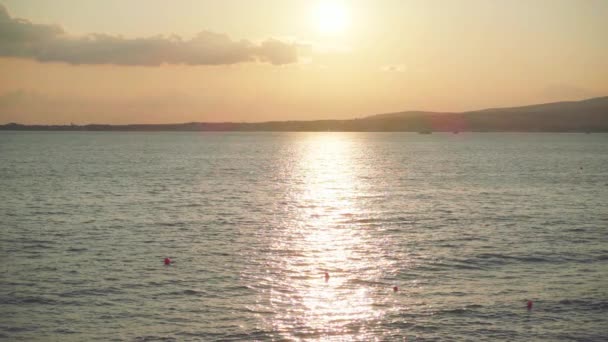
[314,1,349,35]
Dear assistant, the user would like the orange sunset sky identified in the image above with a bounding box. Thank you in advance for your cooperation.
[1,0,607,124]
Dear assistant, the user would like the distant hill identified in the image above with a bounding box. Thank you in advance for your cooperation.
[361,96,608,132]
[2,96,607,132]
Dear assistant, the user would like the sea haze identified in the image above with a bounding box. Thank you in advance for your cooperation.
[1,132,607,341]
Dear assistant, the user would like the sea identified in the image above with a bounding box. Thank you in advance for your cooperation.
[0,131,607,341]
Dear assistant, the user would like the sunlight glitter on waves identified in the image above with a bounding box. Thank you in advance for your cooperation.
[270,133,387,338]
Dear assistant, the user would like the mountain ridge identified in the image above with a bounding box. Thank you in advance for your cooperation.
[364,96,608,118]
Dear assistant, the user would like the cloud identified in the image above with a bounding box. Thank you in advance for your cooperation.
[0,4,298,66]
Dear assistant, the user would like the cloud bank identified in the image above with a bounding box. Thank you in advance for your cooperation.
[0,4,298,66]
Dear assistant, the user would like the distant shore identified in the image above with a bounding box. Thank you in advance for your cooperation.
[2,96,607,132]
[0,123,606,133]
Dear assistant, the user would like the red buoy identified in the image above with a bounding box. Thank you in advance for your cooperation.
[527,300,533,310]
[324,272,330,282]
[164,257,171,265]
[393,286,399,292]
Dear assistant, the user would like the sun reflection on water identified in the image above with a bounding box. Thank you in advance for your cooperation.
[267,133,388,339]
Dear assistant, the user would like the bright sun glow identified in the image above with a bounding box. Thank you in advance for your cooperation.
[314,1,349,35]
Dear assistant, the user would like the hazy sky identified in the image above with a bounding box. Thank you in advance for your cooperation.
[1,0,607,124]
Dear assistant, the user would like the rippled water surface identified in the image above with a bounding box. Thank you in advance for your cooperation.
[1,132,607,341]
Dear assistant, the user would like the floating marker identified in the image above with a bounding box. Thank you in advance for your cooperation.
[164,257,171,265]
[324,272,330,282]
[527,300,533,310]
[393,286,399,292]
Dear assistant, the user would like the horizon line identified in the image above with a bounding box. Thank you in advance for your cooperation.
[1,95,606,127]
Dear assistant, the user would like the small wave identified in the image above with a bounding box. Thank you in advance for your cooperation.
[565,227,587,232]
[244,307,275,315]
[21,243,54,250]
[160,222,186,227]
[177,329,277,341]
[180,203,203,208]
[67,247,88,252]
[469,253,551,265]
[53,328,78,334]
[438,308,470,315]
[596,254,608,261]
[351,218,379,224]
[1,296,57,305]
[182,289,204,296]
[348,279,387,287]
[134,335,177,342]
[59,287,123,298]
[557,298,608,310]
[3,326,37,333]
